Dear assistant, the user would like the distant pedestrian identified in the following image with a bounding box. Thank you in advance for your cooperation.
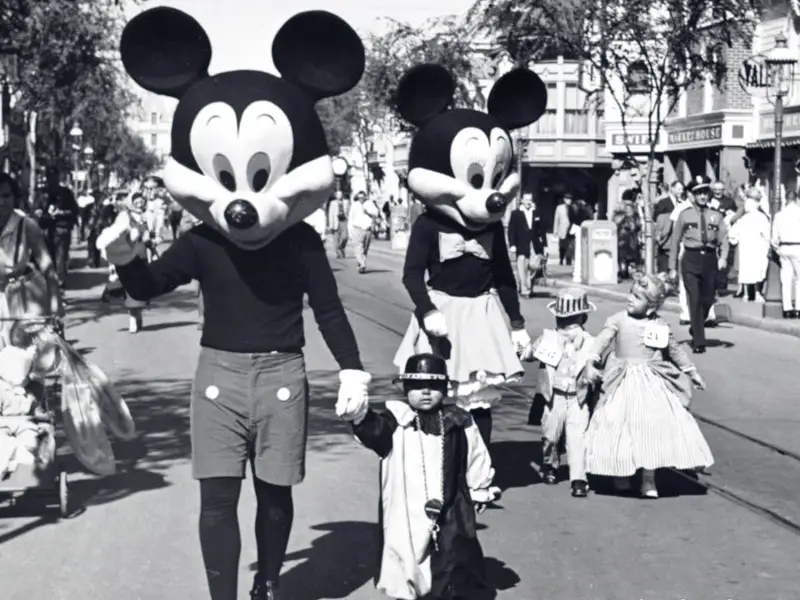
[348,190,380,273]
[40,168,79,288]
[669,176,729,354]
[771,190,800,318]
[507,192,547,297]
[344,353,500,600]
[553,194,574,265]
[728,195,770,303]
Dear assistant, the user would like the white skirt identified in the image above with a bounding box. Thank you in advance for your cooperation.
[393,290,524,410]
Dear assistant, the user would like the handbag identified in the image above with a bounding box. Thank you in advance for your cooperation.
[4,218,52,319]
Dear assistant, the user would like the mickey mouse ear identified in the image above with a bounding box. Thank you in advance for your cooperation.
[487,68,548,130]
[120,7,212,98]
[273,11,365,100]
[394,64,455,127]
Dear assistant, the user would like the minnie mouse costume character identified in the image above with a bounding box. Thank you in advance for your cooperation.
[98,8,370,600]
[393,64,547,445]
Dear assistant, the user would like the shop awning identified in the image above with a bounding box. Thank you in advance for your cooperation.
[747,136,800,149]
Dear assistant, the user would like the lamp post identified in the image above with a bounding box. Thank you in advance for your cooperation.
[761,33,797,319]
[69,123,83,198]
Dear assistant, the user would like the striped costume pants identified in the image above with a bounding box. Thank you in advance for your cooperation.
[542,391,589,481]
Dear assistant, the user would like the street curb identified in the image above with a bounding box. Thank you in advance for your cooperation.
[542,277,800,340]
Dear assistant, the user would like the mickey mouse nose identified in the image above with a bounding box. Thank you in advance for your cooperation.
[224,199,258,230]
[485,192,509,214]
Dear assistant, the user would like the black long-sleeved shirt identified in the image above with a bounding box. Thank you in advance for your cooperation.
[116,222,363,369]
[401,211,524,329]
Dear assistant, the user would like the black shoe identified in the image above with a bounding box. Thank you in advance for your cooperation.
[251,580,281,600]
[784,310,793,319]
[542,466,558,485]
[705,320,718,328]
[680,319,690,326]
[571,480,589,498]
[692,344,706,354]
[794,311,800,319]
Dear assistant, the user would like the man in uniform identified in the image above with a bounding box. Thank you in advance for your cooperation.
[669,176,729,353]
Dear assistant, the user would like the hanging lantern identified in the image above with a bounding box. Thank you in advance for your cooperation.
[627,60,650,94]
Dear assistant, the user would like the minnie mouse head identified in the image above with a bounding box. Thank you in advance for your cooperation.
[395,64,547,230]
[119,7,364,248]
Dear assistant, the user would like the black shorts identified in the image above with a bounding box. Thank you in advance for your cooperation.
[190,348,309,485]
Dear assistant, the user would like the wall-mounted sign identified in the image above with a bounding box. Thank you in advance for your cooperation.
[739,54,771,95]
[611,133,653,147]
[759,106,800,137]
[667,124,722,147]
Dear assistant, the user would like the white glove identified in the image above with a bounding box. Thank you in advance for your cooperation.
[423,311,448,338]
[511,329,533,359]
[336,369,371,424]
[96,212,144,266]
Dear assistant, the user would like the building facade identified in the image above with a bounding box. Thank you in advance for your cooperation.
[126,90,176,164]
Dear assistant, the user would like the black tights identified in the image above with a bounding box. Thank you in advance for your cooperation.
[470,408,493,447]
[199,477,294,600]
[745,282,763,301]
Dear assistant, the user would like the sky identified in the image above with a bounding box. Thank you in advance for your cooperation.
[127,0,475,75]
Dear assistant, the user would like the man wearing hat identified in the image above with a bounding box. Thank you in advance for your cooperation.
[534,287,596,497]
[669,175,730,353]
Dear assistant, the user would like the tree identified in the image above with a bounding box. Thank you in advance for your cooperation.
[317,16,483,191]
[6,0,158,197]
[467,0,757,273]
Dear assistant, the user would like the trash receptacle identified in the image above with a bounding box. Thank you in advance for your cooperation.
[580,221,618,285]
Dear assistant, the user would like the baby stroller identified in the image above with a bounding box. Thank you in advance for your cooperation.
[0,317,69,517]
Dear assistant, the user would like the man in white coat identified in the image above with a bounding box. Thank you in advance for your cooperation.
[772,190,800,318]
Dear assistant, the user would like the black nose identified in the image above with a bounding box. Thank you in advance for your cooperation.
[224,199,258,230]
[485,192,509,214]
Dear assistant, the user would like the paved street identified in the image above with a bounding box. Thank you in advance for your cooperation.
[1,241,799,600]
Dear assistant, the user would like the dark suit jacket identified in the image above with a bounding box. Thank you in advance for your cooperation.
[507,208,547,257]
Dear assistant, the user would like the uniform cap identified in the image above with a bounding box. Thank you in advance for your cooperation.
[689,175,712,193]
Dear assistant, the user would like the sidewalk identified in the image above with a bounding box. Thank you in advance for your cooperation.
[368,239,800,339]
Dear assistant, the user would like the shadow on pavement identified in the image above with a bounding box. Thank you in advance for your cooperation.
[116,320,198,333]
[492,440,543,489]
[65,269,112,292]
[254,521,379,599]
[485,556,521,594]
[64,288,201,328]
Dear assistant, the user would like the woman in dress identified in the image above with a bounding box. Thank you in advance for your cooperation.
[583,273,712,498]
[728,195,771,303]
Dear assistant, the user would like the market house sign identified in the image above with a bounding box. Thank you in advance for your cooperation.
[668,125,723,146]
[739,54,771,95]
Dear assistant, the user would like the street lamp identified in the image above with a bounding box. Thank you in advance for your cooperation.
[761,33,797,319]
[83,146,94,190]
[514,128,528,209]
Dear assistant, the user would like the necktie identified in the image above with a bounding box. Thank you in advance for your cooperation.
[699,207,708,247]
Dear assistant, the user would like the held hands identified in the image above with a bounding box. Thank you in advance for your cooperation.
[511,329,533,360]
[473,486,502,514]
[336,369,372,425]
[95,212,144,266]
[583,359,602,386]
[423,311,448,338]
[717,258,726,270]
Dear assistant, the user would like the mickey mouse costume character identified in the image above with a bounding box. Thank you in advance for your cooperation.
[392,64,547,446]
[97,8,370,600]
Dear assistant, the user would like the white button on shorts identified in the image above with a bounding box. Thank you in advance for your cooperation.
[277,387,291,401]
[205,385,220,400]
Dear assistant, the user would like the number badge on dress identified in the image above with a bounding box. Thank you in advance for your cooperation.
[643,321,669,349]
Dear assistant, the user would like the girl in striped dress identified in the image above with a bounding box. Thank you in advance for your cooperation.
[583,273,713,498]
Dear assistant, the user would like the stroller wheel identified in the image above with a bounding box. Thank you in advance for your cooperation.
[58,471,69,517]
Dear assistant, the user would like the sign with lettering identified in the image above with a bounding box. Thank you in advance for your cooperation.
[760,107,800,136]
[739,55,771,95]
[611,133,653,146]
[667,125,722,147]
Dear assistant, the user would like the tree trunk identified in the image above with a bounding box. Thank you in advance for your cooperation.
[642,157,655,275]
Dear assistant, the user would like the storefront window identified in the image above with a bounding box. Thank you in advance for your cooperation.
[532,84,558,135]
[565,84,589,135]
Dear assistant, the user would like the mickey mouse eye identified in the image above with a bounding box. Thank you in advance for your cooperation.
[491,166,506,189]
[212,154,236,192]
[467,163,484,189]
[247,152,272,193]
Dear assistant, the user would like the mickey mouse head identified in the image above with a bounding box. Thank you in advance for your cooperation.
[395,64,547,230]
[119,7,364,248]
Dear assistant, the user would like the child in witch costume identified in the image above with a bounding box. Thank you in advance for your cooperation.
[583,273,713,498]
[346,353,501,600]
[531,287,596,497]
